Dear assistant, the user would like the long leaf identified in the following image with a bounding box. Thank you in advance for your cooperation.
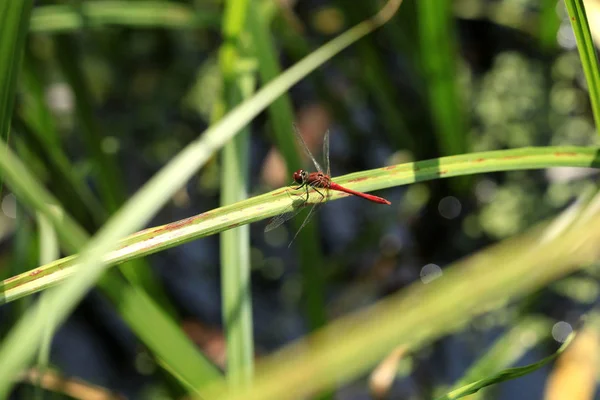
[0,1,404,396]
[564,0,600,134]
[444,316,553,400]
[436,334,575,400]
[417,0,466,157]
[0,0,32,138]
[202,190,600,400]
[214,0,255,388]
[29,1,220,32]
[0,134,223,395]
[247,0,327,333]
[1,145,599,303]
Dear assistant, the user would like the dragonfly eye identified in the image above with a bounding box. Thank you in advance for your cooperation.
[292,169,305,184]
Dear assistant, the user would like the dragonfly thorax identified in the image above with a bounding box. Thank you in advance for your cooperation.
[293,169,308,184]
[264,126,390,247]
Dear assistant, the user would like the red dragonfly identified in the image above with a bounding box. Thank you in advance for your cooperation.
[265,126,391,245]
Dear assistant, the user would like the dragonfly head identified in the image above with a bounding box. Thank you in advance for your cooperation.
[293,169,307,184]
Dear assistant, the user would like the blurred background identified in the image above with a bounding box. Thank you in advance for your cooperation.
[2,0,600,398]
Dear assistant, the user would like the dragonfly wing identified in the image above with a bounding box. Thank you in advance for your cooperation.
[323,129,330,177]
[264,206,305,232]
[265,186,328,246]
[293,123,323,172]
[287,202,321,247]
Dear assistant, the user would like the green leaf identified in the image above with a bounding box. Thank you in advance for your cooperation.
[564,0,600,134]
[0,0,32,138]
[0,136,223,395]
[0,11,222,389]
[247,0,327,333]
[200,190,600,400]
[417,0,467,157]
[29,1,220,33]
[2,146,600,303]
[443,316,554,399]
[0,1,404,396]
[436,334,574,400]
[214,0,255,388]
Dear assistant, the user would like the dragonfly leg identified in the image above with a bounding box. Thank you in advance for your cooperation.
[287,186,327,247]
[313,187,325,201]
[290,183,309,202]
[303,184,311,203]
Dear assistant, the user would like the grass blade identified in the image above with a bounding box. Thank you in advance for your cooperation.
[203,191,600,400]
[2,145,599,303]
[564,0,600,134]
[0,0,32,137]
[52,34,177,314]
[0,1,404,395]
[248,0,328,333]
[17,58,105,225]
[417,0,467,157]
[29,1,220,33]
[444,316,553,399]
[436,334,574,400]
[543,313,600,399]
[335,0,414,151]
[34,210,60,400]
[214,0,255,388]
[0,142,224,394]
[539,0,560,51]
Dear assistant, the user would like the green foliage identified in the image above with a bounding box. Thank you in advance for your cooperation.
[564,0,600,132]
[0,0,402,396]
[0,0,599,398]
[437,333,573,400]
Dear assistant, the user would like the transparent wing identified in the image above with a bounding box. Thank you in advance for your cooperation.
[264,184,328,246]
[266,201,324,247]
[286,202,320,247]
[293,123,322,172]
[264,206,305,232]
[323,129,330,177]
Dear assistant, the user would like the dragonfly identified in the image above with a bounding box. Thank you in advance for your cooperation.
[265,125,391,246]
